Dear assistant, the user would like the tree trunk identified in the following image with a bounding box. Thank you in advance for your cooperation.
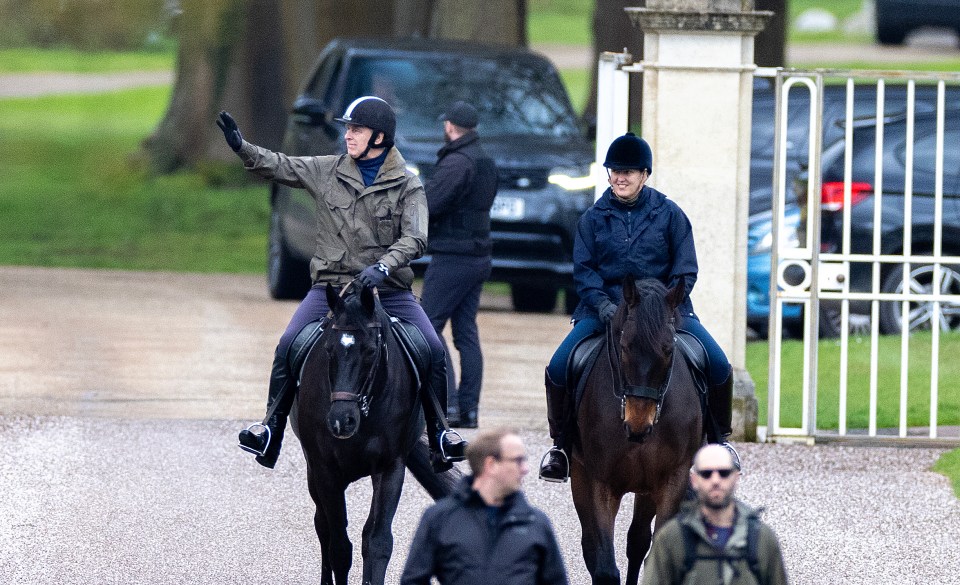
[145,0,528,173]
[584,0,644,133]
[427,0,525,45]
[754,0,787,67]
[144,0,396,173]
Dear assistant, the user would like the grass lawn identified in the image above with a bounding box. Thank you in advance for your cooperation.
[933,449,960,497]
[747,332,960,430]
[0,47,175,73]
[0,87,267,273]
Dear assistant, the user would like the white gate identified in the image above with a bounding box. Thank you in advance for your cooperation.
[765,68,960,445]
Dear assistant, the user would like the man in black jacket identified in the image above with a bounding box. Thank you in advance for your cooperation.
[400,428,569,585]
[421,101,498,429]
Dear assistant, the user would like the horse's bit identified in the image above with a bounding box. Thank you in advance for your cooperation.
[328,283,387,417]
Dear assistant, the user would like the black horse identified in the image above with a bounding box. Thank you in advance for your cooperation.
[291,283,460,585]
[570,277,703,585]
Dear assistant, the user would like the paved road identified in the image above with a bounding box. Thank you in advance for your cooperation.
[2,267,959,584]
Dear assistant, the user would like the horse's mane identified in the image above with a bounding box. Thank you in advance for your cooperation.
[339,287,391,332]
[626,278,678,361]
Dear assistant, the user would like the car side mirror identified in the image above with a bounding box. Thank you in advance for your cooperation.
[292,96,328,126]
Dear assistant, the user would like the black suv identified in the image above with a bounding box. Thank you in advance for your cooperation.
[875,0,960,45]
[798,108,960,334]
[267,37,595,312]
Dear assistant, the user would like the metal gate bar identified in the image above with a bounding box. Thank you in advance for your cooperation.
[765,68,960,445]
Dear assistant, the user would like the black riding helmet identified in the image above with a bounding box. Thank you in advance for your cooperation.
[603,132,653,173]
[335,96,397,155]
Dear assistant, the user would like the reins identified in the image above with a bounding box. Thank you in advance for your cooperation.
[605,312,676,425]
[328,282,389,417]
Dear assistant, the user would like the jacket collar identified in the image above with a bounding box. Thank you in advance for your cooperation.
[336,146,410,190]
[453,475,531,513]
[595,185,665,213]
[437,131,479,158]
[679,499,759,548]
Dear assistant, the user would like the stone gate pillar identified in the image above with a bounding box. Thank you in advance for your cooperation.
[628,0,771,440]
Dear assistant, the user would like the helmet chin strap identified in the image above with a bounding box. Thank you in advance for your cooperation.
[352,132,384,160]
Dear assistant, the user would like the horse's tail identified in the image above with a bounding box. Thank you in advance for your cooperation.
[406,437,463,500]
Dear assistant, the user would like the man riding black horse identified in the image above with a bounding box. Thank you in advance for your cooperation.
[217,97,466,472]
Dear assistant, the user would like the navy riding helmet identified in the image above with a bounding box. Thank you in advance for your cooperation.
[335,96,397,150]
[603,132,652,173]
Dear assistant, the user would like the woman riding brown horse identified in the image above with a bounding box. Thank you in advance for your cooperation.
[571,277,703,585]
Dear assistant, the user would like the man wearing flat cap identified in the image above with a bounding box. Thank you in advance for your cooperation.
[421,101,498,429]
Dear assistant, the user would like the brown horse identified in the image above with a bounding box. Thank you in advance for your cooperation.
[291,284,460,585]
[570,277,703,585]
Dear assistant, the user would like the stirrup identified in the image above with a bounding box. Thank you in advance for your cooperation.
[538,447,569,483]
[720,441,742,472]
[438,429,466,462]
[238,423,270,457]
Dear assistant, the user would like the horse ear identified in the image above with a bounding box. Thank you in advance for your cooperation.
[325,283,342,312]
[667,276,686,310]
[360,284,376,314]
[623,275,638,305]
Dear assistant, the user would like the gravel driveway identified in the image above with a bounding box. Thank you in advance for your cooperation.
[2,267,959,584]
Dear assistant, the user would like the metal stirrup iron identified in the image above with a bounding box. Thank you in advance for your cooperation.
[538,447,569,483]
[238,423,271,457]
[722,441,742,473]
[438,429,465,462]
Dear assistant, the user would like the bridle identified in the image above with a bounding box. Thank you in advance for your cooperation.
[328,283,388,417]
[605,311,676,425]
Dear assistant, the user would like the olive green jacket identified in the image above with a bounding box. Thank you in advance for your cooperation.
[641,501,788,585]
[238,142,428,289]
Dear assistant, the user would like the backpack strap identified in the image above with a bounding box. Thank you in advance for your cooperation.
[680,521,699,575]
[746,513,762,582]
[680,513,763,582]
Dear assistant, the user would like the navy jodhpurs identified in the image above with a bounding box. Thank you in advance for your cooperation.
[278,284,444,360]
[546,313,731,387]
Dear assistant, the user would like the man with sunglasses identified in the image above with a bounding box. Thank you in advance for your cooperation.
[642,444,788,585]
[401,428,568,585]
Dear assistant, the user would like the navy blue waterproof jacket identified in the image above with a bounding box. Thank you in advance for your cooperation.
[571,185,698,322]
[400,477,568,585]
[425,132,498,256]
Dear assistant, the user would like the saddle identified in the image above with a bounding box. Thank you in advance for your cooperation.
[388,317,431,390]
[286,316,431,390]
[565,328,710,415]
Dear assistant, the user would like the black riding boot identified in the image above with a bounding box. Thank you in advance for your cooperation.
[423,352,467,472]
[707,372,741,471]
[539,369,570,483]
[238,348,295,469]
[442,349,462,426]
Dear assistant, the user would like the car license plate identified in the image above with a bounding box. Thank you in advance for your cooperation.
[490,196,524,220]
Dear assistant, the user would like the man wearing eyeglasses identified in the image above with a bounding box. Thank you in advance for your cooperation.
[641,444,788,585]
[401,428,569,585]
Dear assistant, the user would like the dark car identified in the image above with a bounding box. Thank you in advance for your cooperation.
[875,0,960,45]
[267,37,596,313]
[797,108,960,334]
[747,81,960,336]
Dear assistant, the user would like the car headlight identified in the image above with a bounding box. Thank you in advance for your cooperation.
[748,208,800,255]
[548,163,599,191]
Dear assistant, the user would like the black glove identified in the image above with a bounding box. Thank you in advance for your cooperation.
[597,299,617,324]
[356,263,390,289]
[216,111,243,152]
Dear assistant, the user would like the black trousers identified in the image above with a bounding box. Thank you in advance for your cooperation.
[420,253,491,414]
